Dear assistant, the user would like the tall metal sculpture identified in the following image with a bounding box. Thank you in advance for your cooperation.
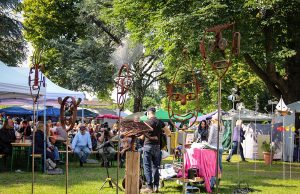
[58,96,81,194]
[166,49,201,194]
[275,96,292,180]
[200,22,240,193]
[28,50,45,194]
[115,64,132,194]
[166,49,201,129]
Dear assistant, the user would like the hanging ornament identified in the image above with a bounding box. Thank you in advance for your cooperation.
[167,49,201,129]
[276,96,291,116]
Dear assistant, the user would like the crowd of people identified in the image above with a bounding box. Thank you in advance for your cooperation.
[0,110,247,193]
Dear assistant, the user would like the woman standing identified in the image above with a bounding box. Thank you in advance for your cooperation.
[207,114,224,172]
[194,120,208,143]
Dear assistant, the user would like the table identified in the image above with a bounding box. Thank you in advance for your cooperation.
[11,142,31,171]
[183,148,221,193]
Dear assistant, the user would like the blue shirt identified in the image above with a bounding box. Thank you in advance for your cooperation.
[71,132,92,149]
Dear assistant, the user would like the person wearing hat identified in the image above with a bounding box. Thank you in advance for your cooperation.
[226,119,246,162]
[207,113,224,172]
[71,125,92,167]
[141,107,171,193]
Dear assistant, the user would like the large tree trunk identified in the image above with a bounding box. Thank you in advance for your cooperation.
[133,96,143,112]
[244,10,300,104]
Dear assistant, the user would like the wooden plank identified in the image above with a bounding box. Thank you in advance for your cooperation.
[125,152,140,194]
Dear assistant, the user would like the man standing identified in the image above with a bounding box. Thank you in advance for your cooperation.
[226,119,246,162]
[71,126,92,167]
[141,107,171,193]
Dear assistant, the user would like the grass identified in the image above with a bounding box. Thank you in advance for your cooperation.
[0,154,300,194]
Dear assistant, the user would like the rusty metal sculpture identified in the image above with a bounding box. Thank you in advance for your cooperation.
[114,64,133,194]
[200,22,240,193]
[58,96,81,194]
[167,49,201,130]
[115,64,132,110]
[119,119,153,151]
[28,50,45,194]
[200,22,240,79]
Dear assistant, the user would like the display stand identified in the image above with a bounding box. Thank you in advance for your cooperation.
[125,152,140,194]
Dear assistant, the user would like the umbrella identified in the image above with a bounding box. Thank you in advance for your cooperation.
[0,106,33,115]
[38,107,60,117]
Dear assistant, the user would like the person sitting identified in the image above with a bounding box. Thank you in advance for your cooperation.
[71,125,92,167]
[0,119,16,157]
[96,123,116,167]
[34,122,55,171]
[55,122,67,141]
[18,120,32,142]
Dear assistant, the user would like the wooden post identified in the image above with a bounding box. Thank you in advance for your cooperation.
[125,151,140,194]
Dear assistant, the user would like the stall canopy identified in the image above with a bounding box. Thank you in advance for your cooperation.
[12,67,85,101]
[38,107,60,117]
[0,106,33,115]
[139,109,202,122]
[0,61,46,103]
[77,108,98,118]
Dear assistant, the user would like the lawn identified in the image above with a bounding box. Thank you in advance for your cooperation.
[0,154,300,194]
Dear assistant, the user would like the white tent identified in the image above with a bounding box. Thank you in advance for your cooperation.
[12,67,85,101]
[0,61,46,103]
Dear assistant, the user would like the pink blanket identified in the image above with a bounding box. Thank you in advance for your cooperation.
[183,148,219,192]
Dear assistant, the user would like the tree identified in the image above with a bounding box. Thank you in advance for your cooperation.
[111,40,164,112]
[0,0,26,65]
[112,0,300,110]
[22,0,121,97]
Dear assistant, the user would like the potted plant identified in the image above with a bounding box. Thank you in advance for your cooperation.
[261,141,275,165]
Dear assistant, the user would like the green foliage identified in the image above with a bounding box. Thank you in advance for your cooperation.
[23,0,85,46]
[42,37,116,96]
[261,140,275,153]
[23,0,119,97]
[111,0,300,110]
[0,0,26,65]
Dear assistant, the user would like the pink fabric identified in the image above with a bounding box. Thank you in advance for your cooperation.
[184,148,219,193]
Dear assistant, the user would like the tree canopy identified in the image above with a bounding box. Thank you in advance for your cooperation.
[0,0,26,66]
[22,0,120,97]
[22,0,300,112]
[110,0,300,111]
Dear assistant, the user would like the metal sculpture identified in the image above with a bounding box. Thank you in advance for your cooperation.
[200,22,240,193]
[114,64,133,194]
[58,96,81,194]
[28,50,45,194]
[166,49,201,194]
[115,64,132,110]
[200,22,240,79]
[119,119,153,151]
[167,49,201,130]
